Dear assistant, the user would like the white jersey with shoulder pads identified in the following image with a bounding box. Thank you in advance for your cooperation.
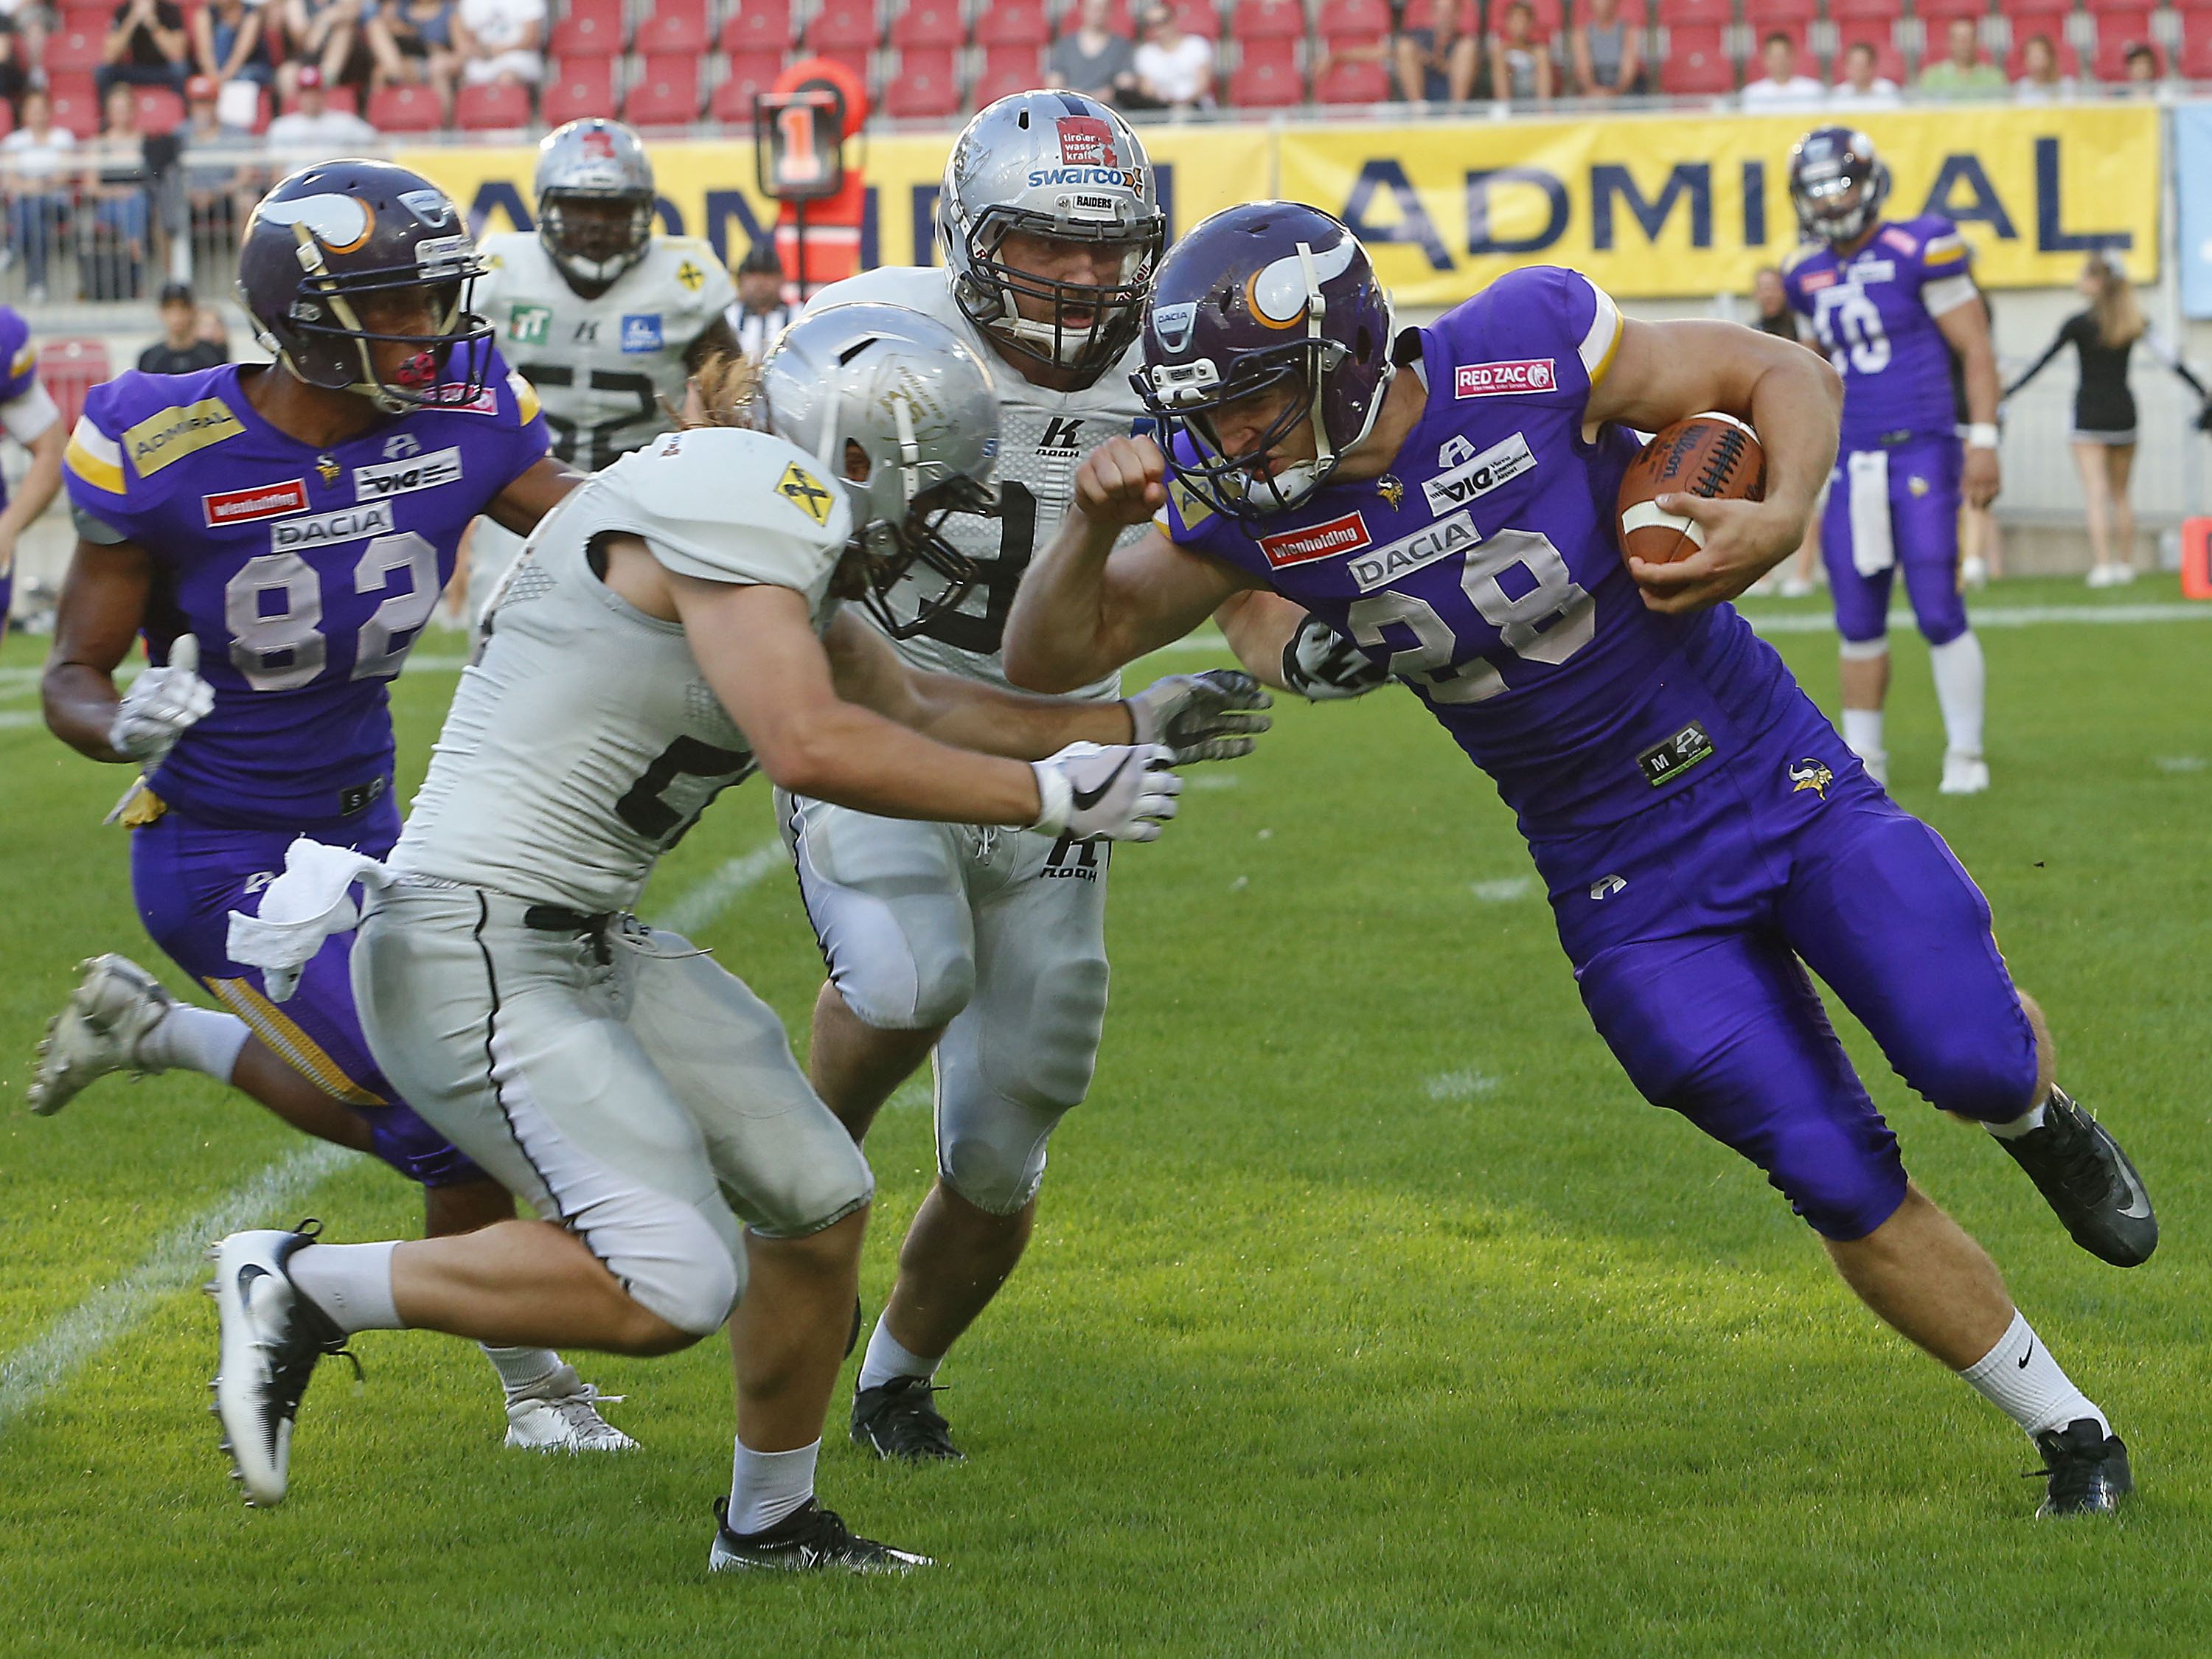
[477,231,738,471]
[801,264,1146,700]
[393,426,852,914]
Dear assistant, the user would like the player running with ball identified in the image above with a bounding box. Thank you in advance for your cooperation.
[1005,201,2155,1517]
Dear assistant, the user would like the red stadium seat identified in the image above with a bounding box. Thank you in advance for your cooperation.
[542,58,619,124]
[1312,54,1392,100]
[721,0,796,55]
[889,0,967,50]
[1914,0,1991,22]
[365,83,447,131]
[807,44,874,78]
[2088,4,2158,35]
[1835,39,1907,80]
[1744,0,1818,29]
[2087,31,2160,76]
[280,81,359,114]
[132,86,185,135]
[1316,0,1393,46]
[975,0,1051,46]
[38,338,111,435]
[883,49,964,115]
[1169,0,1223,37]
[970,52,1047,104]
[1652,0,1732,27]
[639,52,703,87]
[46,77,101,136]
[548,0,628,59]
[807,0,883,51]
[1227,54,1305,102]
[1239,32,1300,68]
[2180,24,2212,76]
[2005,0,2074,17]
[42,21,105,75]
[2084,0,2153,13]
[1831,15,1903,57]
[1658,23,1736,91]
[456,79,533,128]
[623,66,703,125]
[1230,0,1308,40]
[0,101,16,139]
[635,0,712,58]
[1826,0,1898,18]
[712,51,787,116]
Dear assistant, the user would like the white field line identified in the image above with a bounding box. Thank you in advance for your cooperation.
[0,1141,360,1434]
[650,839,787,936]
[1741,601,2212,634]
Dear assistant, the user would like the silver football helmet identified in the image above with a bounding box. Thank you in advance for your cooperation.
[535,117,655,295]
[936,91,1164,382]
[758,302,1003,639]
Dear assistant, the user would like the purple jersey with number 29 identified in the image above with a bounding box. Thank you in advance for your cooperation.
[62,345,549,830]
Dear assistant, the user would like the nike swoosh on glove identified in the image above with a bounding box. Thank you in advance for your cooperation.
[1280,614,1389,701]
[1029,742,1182,841]
[109,634,215,762]
[1124,669,1273,763]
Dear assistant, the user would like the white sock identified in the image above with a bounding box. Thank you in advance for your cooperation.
[858,1315,941,1394]
[726,1437,818,1535]
[287,1240,403,1335]
[1930,630,1986,759]
[138,1004,248,1082]
[1958,1310,2107,1440]
[1840,706,1885,766]
[1986,1095,2049,1141]
[480,1345,564,1398]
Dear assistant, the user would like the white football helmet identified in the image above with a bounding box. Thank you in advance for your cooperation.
[535,118,656,294]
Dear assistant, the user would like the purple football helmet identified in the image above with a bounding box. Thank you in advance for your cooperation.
[1133,201,1394,520]
[237,159,493,414]
[1789,128,1890,247]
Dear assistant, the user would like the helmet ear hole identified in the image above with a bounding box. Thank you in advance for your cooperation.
[842,439,873,483]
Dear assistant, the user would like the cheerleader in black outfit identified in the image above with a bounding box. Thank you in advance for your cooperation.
[2006,254,2211,586]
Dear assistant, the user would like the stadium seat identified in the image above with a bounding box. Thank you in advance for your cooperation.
[889,0,968,50]
[2091,4,2160,38]
[883,49,965,115]
[131,86,185,135]
[1658,23,1736,91]
[1312,54,1392,100]
[38,338,110,434]
[456,79,533,128]
[2087,29,2160,74]
[279,82,360,114]
[41,21,105,76]
[624,66,703,125]
[2180,23,2212,74]
[807,0,883,52]
[975,0,1051,46]
[366,83,447,131]
[46,78,100,136]
[635,0,712,58]
[1169,0,1223,37]
[543,58,619,125]
[1316,0,1394,48]
[1239,32,1300,69]
[2005,0,2075,17]
[712,51,787,119]
[1227,54,1306,103]
[1826,0,1899,19]
[1231,0,1308,40]
[640,52,704,88]
[720,0,796,56]
[1836,38,1908,80]
[1914,0,1991,22]
[970,52,1047,105]
[548,0,627,59]
[1831,15,1904,58]
[1653,0,1733,27]
[1745,0,1818,29]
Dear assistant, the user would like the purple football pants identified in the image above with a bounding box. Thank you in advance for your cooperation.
[131,800,490,1188]
[1531,712,2037,1241]
[1822,435,1968,647]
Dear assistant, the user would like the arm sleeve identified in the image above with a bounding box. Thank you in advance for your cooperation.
[2143,326,2211,397]
[2003,319,2073,400]
[1916,223,1979,319]
[62,386,149,543]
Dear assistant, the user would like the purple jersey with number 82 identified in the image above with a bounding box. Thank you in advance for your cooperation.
[63,348,549,830]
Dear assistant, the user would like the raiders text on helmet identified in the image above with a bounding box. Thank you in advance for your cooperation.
[536,118,658,296]
[1790,128,1891,248]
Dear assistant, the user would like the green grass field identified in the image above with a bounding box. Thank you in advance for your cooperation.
[1,577,2207,1657]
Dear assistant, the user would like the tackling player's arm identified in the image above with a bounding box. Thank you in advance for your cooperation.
[1587,318,1843,614]
[482,454,584,537]
[1002,434,1257,694]
[41,536,161,763]
[1935,297,2001,510]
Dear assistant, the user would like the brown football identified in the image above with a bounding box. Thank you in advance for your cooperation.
[1616,414,1767,566]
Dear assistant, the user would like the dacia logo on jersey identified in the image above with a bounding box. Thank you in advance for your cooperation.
[125,397,243,477]
[354,445,463,501]
[1422,431,1536,515]
[776,461,835,526]
[1788,759,1833,799]
[621,314,664,353]
[507,303,552,346]
[1348,510,1476,591]
[270,501,395,552]
[676,261,705,293]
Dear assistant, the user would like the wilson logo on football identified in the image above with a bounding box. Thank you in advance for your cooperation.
[1454,358,1557,398]
[202,479,308,526]
[1056,116,1116,167]
[1257,511,1369,568]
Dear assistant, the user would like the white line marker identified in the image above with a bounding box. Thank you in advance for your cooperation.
[0,1141,359,1434]
[650,839,786,936]
[2154,756,2207,773]
[1425,1070,1500,1101]
[1470,877,1534,902]
[1741,602,2212,634]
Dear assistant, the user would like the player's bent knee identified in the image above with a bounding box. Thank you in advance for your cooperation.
[1766,1124,1910,1242]
[1909,1034,2039,1125]
[836,948,974,1033]
[745,1141,875,1245]
[599,1206,742,1340]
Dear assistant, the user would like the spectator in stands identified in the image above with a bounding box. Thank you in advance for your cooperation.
[726,242,796,362]
[1394,0,1476,104]
[0,1,49,93]
[278,0,377,100]
[368,0,460,108]
[139,280,229,372]
[1739,31,1823,110]
[1,89,74,303]
[1048,0,1139,105]
[1567,0,1641,99]
[1489,1,1554,106]
[454,0,546,90]
[192,0,274,94]
[81,81,151,296]
[1826,41,1899,110]
[98,0,189,98]
[2013,33,2073,101]
[1916,18,2006,99]
[265,63,376,156]
[1125,2,1214,113]
[181,74,260,252]
[2124,42,2163,90]
[0,9,29,109]
[195,303,229,352]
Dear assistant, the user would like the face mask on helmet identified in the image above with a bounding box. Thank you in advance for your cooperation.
[287,268,493,415]
[540,189,654,291]
[1792,142,1888,246]
[964,210,1164,376]
[850,470,997,640]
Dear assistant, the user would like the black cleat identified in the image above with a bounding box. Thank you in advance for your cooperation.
[707,1496,931,1573]
[1995,1087,2157,1266]
[2028,1419,2132,1517]
[850,1374,964,1463]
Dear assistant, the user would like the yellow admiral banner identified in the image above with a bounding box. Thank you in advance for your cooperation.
[1275,103,2159,305]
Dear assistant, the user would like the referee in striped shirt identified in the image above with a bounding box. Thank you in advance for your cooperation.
[725,242,799,361]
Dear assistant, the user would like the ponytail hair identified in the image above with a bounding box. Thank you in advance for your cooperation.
[2085,254,2145,349]
[675,349,763,428]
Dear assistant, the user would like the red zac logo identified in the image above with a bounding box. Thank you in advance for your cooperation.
[1454,358,1556,398]
[581,128,617,159]
[202,478,309,526]
[1257,510,1370,568]
[1056,116,1116,167]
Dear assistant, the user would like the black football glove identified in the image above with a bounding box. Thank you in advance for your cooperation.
[1279,613,1389,701]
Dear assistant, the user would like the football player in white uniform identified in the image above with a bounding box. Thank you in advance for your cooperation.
[206,309,1268,1571]
[786,92,1376,1464]
[459,118,740,613]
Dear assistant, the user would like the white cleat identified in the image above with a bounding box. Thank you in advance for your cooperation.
[504,1366,639,1452]
[1776,574,1815,599]
[209,1223,351,1507]
[1857,750,1889,787]
[1959,554,1988,589]
[27,954,173,1115]
[1940,751,1991,795]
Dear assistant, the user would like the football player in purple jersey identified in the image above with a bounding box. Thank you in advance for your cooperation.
[30,159,633,1452]
[0,305,67,631]
[1781,128,2002,795]
[1004,201,2153,1517]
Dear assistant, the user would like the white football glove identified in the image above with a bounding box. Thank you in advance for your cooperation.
[1280,614,1390,701]
[108,635,213,763]
[1029,742,1182,842]
[1124,669,1273,763]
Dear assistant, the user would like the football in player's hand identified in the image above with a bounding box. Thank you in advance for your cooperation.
[1616,414,1766,566]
